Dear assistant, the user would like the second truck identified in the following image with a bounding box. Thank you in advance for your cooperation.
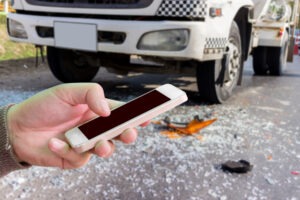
[251,0,298,76]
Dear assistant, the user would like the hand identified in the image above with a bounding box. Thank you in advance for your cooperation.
[7,83,143,169]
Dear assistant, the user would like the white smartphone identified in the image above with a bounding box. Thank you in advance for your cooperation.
[65,84,188,153]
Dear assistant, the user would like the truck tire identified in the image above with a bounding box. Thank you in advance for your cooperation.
[47,47,99,83]
[267,34,288,76]
[196,22,242,103]
[252,47,269,75]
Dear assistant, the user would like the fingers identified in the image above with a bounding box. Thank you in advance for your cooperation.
[48,138,92,169]
[140,120,151,127]
[53,83,111,117]
[94,141,115,158]
[49,128,139,169]
[117,128,138,144]
[49,138,116,169]
[93,128,137,158]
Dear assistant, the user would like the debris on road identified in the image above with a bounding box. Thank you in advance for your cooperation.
[221,160,253,174]
[291,171,300,175]
[267,154,273,161]
[152,115,217,139]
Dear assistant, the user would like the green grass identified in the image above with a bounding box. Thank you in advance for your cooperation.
[0,14,36,61]
[0,14,6,24]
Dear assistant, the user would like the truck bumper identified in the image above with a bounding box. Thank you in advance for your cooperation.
[254,25,288,47]
[7,13,227,61]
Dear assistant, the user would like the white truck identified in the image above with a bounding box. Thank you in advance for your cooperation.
[251,0,298,76]
[7,0,255,103]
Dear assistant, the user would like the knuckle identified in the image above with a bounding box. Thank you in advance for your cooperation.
[71,153,91,169]
[72,159,87,169]
[92,83,104,94]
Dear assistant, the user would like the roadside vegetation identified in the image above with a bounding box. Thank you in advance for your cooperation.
[0,14,35,61]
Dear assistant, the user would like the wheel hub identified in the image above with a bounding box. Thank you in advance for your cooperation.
[224,42,240,88]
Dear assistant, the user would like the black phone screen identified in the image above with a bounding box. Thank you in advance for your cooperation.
[79,90,170,139]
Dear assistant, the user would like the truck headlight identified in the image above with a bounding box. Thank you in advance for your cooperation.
[7,19,28,39]
[137,29,189,51]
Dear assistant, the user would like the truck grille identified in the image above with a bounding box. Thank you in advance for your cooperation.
[25,0,153,8]
[157,0,207,19]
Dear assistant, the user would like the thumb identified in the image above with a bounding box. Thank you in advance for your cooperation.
[106,99,126,110]
[52,83,111,117]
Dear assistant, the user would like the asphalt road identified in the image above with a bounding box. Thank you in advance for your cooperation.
[0,55,300,200]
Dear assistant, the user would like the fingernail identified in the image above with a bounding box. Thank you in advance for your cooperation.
[121,129,137,144]
[95,141,110,157]
[50,138,66,151]
[99,100,111,115]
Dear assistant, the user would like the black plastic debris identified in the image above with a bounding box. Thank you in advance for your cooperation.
[221,160,253,174]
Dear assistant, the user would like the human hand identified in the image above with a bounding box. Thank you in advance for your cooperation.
[7,83,145,169]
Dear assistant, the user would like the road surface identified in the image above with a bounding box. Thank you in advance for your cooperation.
[0,56,300,200]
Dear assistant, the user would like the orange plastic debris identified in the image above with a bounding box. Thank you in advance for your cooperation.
[161,130,182,139]
[154,116,217,139]
[168,118,217,135]
[151,120,162,125]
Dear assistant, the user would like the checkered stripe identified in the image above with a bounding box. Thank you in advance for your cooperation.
[204,37,227,54]
[156,0,207,18]
[204,37,227,49]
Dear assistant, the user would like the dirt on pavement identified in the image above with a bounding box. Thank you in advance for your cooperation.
[0,58,60,90]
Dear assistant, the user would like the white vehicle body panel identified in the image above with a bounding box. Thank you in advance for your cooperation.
[8,13,211,60]
[11,1,24,9]
[254,22,290,47]
[9,0,253,61]
[252,0,293,47]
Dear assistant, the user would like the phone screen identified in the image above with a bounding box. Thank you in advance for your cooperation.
[79,90,170,139]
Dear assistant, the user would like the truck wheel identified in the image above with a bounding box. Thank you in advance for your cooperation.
[252,47,269,75]
[47,47,100,83]
[196,22,242,103]
[267,34,289,76]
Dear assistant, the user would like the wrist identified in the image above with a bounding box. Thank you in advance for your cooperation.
[0,105,30,177]
[6,104,29,165]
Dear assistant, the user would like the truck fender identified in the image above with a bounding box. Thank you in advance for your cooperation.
[11,0,24,9]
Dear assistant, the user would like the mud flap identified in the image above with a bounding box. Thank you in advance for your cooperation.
[287,36,294,63]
